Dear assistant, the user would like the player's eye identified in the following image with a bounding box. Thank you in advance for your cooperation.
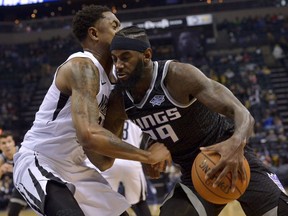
[111,56,117,63]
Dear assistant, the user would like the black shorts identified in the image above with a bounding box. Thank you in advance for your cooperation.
[10,187,27,206]
[238,148,287,215]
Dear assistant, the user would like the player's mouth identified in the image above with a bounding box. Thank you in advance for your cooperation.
[117,73,128,80]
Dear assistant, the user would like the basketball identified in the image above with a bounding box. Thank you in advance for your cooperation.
[192,151,250,204]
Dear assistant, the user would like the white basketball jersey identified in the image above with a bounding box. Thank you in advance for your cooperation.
[114,120,143,167]
[122,120,142,149]
[21,51,113,164]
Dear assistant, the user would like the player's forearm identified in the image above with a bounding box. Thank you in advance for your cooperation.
[85,150,115,171]
[232,107,255,146]
[213,83,255,145]
[82,129,152,164]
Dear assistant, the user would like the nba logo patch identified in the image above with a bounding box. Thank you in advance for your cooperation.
[150,95,165,106]
[267,173,287,195]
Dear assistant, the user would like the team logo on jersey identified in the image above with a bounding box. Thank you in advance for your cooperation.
[267,173,287,195]
[98,95,109,125]
[150,95,165,106]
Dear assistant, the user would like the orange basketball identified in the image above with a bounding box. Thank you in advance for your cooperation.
[192,151,250,204]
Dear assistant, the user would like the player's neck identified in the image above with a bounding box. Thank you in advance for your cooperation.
[83,48,113,75]
[130,62,153,103]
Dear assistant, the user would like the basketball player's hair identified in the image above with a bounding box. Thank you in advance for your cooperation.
[72,5,111,42]
[115,26,150,46]
[110,26,151,52]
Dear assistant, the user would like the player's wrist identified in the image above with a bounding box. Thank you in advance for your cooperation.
[142,150,153,164]
[231,134,247,148]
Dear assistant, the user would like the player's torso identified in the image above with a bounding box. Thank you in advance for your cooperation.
[22,51,113,162]
[124,60,234,157]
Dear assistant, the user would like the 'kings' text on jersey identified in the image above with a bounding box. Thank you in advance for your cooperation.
[123,60,234,157]
[133,107,181,142]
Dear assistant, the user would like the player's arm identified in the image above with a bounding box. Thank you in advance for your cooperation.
[168,62,254,140]
[167,62,254,189]
[103,88,127,139]
[56,57,114,171]
[140,133,164,179]
[57,58,171,171]
[103,90,171,177]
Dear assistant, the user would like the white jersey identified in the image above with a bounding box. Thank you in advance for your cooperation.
[21,51,111,164]
[13,51,130,216]
[102,120,148,204]
[113,120,143,168]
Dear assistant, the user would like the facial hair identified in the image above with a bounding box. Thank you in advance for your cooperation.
[116,59,145,91]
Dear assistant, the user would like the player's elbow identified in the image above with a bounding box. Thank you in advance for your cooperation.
[85,149,115,171]
[97,160,114,171]
[77,128,95,149]
[246,109,255,127]
[249,113,255,127]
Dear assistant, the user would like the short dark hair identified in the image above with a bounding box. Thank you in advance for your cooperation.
[72,5,111,42]
[115,26,150,46]
[0,131,13,139]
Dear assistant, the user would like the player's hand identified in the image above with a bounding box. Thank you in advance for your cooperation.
[200,137,247,192]
[151,160,169,172]
[147,142,172,168]
[143,164,161,179]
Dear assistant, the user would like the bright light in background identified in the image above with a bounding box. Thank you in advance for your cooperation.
[0,0,57,6]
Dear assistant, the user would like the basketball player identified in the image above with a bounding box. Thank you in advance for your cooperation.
[109,26,288,216]
[12,7,171,216]
[0,132,27,216]
[102,120,152,216]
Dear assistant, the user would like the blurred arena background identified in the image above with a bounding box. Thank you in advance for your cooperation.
[0,0,287,215]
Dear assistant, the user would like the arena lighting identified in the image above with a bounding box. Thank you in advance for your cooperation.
[206,0,224,3]
[0,0,57,6]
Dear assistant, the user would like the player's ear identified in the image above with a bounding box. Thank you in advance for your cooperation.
[143,48,152,61]
[88,27,98,41]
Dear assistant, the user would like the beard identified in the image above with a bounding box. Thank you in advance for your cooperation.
[116,59,145,91]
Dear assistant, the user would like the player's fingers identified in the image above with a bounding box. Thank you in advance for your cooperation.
[212,169,227,188]
[230,169,238,193]
[152,162,160,170]
[238,163,246,183]
[200,146,215,152]
[151,163,158,170]
[150,169,161,179]
[205,160,222,180]
[165,154,172,167]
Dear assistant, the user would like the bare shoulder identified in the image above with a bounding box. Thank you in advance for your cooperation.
[165,61,212,102]
[166,61,206,87]
[58,57,97,79]
[56,57,100,95]
[168,61,203,78]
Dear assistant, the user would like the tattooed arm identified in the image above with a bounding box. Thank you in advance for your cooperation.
[56,57,171,171]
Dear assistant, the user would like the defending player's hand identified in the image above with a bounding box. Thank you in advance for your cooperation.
[143,164,161,179]
[147,142,172,167]
[200,137,247,192]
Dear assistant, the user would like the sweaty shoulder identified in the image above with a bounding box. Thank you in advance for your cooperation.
[56,57,99,95]
[165,61,205,103]
[167,61,196,78]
